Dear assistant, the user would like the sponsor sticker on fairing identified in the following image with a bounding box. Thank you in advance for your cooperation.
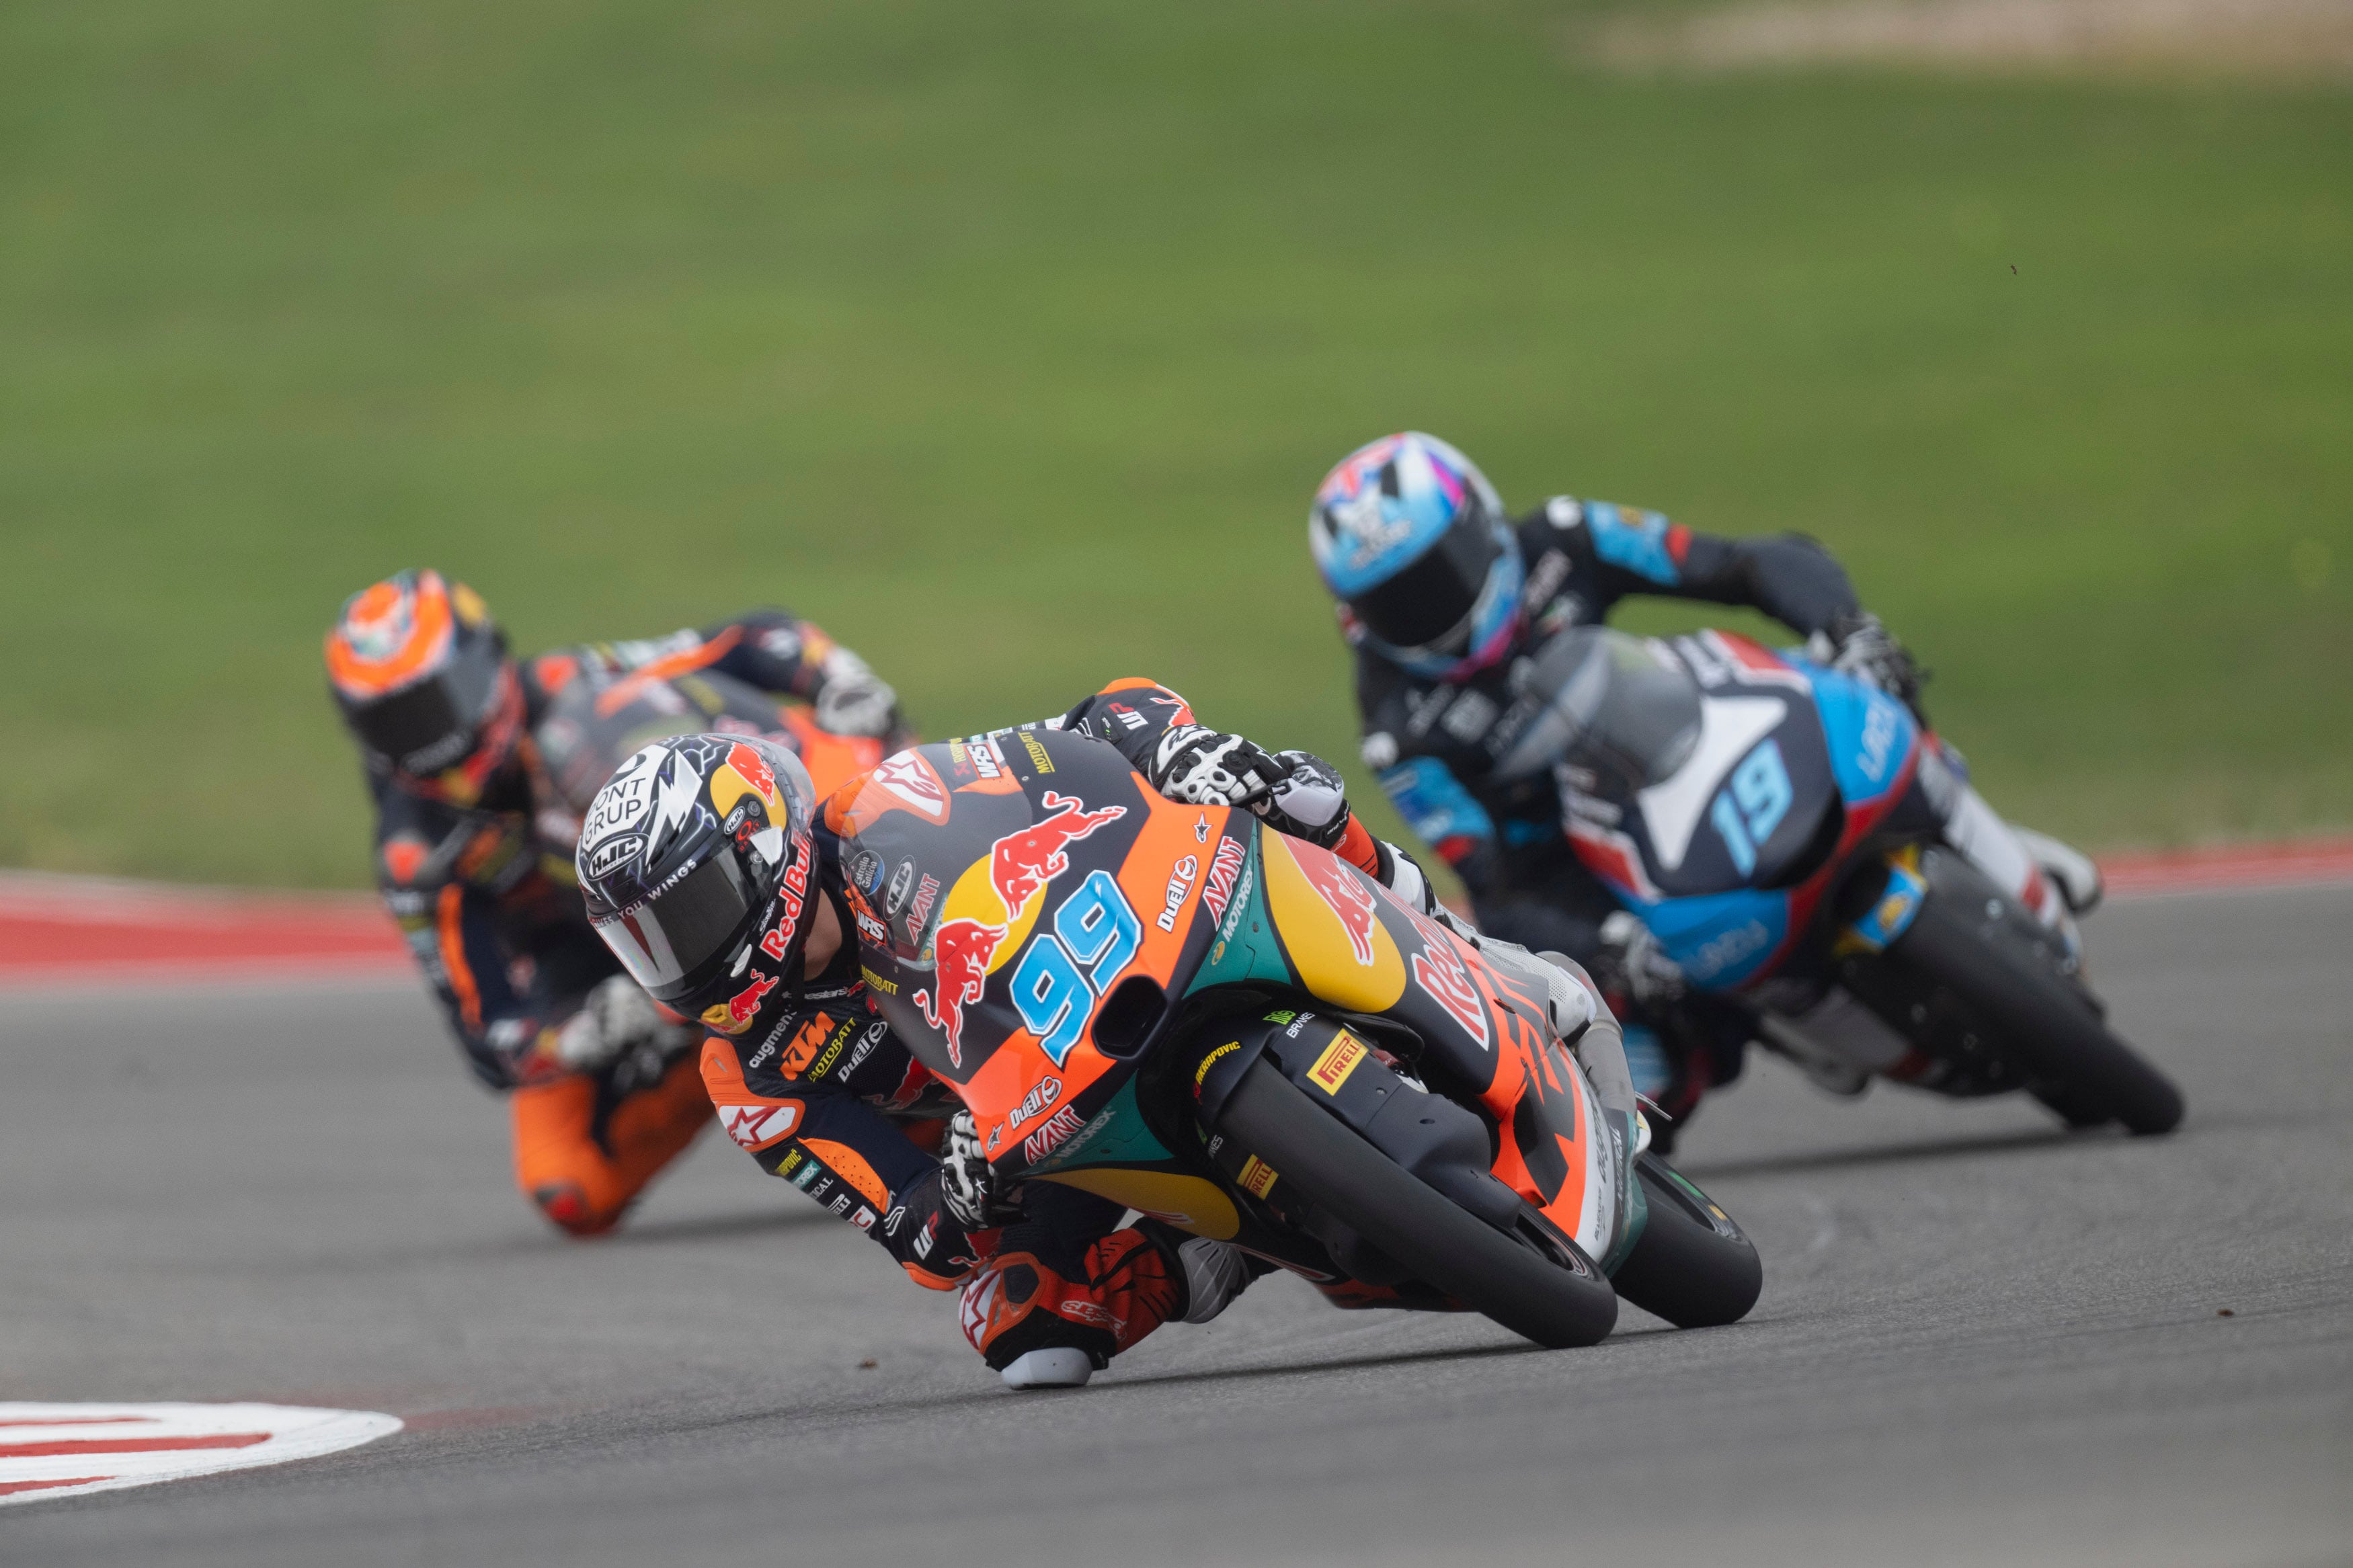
[1307,1032,1367,1095]
[1157,854,1198,933]
[1020,1104,1087,1164]
[1409,929,1491,1052]
[1006,1075,1064,1130]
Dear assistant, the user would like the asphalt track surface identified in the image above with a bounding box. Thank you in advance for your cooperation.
[4,886,2347,1567]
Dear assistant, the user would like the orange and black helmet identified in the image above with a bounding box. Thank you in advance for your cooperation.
[325,569,522,800]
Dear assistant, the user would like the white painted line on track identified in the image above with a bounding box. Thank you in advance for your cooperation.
[0,1403,401,1506]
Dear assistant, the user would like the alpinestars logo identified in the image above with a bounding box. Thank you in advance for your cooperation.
[719,1099,803,1151]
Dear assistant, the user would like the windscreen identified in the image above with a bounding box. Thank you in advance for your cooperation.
[1494,627,1702,792]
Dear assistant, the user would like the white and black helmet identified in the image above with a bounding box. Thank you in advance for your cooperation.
[574,733,817,1017]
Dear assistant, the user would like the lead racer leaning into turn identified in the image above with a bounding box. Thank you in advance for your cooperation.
[572,680,1623,1389]
[325,569,908,1237]
[1308,432,2104,1141]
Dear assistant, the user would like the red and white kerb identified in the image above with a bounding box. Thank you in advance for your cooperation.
[0,1403,401,1505]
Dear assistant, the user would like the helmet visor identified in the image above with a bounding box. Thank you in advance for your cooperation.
[592,849,760,997]
[1347,514,1504,655]
[346,643,501,776]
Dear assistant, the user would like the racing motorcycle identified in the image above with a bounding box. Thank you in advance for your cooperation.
[837,727,1762,1352]
[1493,626,2183,1137]
[536,666,887,845]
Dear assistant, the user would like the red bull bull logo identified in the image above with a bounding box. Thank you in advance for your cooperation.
[1294,850,1382,966]
[914,917,1005,1068]
[908,790,1128,1069]
[989,792,1127,919]
[725,741,776,802]
[702,970,780,1036]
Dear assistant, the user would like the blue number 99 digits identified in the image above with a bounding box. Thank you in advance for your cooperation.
[1012,938,1091,1066]
[1055,870,1141,983]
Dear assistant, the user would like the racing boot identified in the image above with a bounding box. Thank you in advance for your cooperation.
[976,1227,1258,1389]
[2013,826,2104,915]
[510,1053,712,1237]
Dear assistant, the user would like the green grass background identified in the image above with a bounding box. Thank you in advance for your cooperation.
[3,0,2347,887]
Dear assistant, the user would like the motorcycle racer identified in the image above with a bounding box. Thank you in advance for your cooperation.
[325,568,907,1236]
[576,679,1511,1388]
[1310,432,2102,1130]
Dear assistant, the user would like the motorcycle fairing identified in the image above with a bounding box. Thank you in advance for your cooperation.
[850,731,1626,1262]
[1570,635,1924,991]
[538,667,886,829]
[1202,835,1624,1262]
[844,732,1224,1128]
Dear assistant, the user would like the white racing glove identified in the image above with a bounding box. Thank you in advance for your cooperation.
[940,1109,1023,1230]
[554,975,690,1073]
[813,649,900,739]
[1252,749,1352,850]
[1148,725,1289,807]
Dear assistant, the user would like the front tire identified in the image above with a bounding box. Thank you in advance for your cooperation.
[1609,1153,1762,1328]
[1217,1059,1620,1349]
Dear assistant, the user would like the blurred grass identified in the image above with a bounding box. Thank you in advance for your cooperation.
[1,0,2346,886]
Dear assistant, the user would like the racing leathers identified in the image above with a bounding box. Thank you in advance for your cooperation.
[696,679,1439,1375]
[370,609,902,1234]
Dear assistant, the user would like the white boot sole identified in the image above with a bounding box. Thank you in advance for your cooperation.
[999,1348,1094,1390]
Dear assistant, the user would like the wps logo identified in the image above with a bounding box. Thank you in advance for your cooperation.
[719,1099,803,1152]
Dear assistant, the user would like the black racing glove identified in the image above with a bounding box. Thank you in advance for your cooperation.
[1827,612,1925,719]
[1589,911,1686,1013]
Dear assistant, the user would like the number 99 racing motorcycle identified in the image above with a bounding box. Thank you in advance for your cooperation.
[834,727,1762,1353]
[1496,626,2184,1137]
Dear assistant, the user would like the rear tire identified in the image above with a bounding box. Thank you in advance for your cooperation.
[1891,862,2184,1135]
[1610,1154,1762,1329]
[1218,1059,1620,1349]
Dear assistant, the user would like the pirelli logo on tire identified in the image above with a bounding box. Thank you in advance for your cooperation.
[1306,1032,1367,1096]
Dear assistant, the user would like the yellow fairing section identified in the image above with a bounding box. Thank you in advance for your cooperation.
[1260,835,1407,1013]
[1037,1169,1241,1240]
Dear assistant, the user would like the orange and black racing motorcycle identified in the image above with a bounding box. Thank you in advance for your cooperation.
[838,727,1761,1350]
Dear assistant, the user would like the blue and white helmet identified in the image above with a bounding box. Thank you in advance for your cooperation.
[1309,433,1523,680]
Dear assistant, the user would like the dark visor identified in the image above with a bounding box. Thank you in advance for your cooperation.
[592,851,761,999]
[1347,513,1503,653]
[349,645,500,776]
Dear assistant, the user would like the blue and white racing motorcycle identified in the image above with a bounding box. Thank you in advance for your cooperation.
[1494,626,2182,1137]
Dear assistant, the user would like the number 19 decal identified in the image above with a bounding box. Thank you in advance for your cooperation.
[1711,737,1792,876]
[1010,870,1142,1065]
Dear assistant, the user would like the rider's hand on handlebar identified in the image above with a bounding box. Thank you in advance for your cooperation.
[1593,912,1686,1012]
[1826,612,1924,715]
[555,975,684,1073]
[813,651,902,739]
[1148,725,1290,808]
[1252,749,1351,850]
